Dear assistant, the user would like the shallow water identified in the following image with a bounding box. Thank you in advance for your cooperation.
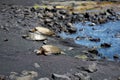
[60,21,120,60]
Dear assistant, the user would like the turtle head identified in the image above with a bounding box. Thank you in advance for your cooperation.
[34,48,44,55]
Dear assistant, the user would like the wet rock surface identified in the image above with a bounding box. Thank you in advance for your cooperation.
[0,1,120,80]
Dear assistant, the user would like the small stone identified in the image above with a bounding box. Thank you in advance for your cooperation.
[34,63,40,68]
[38,77,50,80]
[67,23,77,33]
[75,55,88,60]
[68,47,74,51]
[89,23,96,26]
[88,49,98,55]
[118,77,120,80]
[75,36,86,40]
[82,63,97,73]
[74,72,91,80]
[21,71,38,77]
[113,54,119,60]
[101,43,111,48]
[89,38,100,42]
[44,18,52,23]
[16,75,33,80]
[52,73,71,80]
[3,39,8,42]
[13,71,38,80]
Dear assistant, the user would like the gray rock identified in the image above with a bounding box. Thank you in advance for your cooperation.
[34,63,40,68]
[100,43,111,48]
[113,54,119,60]
[74,72,91,80]
[82,63,97,73]
[118,77,120,80]
[38,77,50,80]
[9,71,38,80]
[52,73,71,80]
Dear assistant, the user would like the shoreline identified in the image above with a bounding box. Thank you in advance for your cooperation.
[0,1,120,80]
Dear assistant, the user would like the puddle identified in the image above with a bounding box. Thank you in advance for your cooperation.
[60,20,120,60]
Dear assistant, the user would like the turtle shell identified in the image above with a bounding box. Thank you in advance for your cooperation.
[38,45,61,55]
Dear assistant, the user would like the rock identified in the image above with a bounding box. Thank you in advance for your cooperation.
[21,71,38,77]
[35,26,55,36]
[84,13,89,18]
[34,63,40,68]
[22,31,47,41]
[88,23,96,26]
[89,38,100,42]
[58,10,67,15]
[115,33,120,38]
[74,72,91,80]
[52,73,71,80]
[75,55,88,60]
[16,71,38,80]
[16,75,33,80]
[98,18,107,24]
[38,77,50,80]
[100,43,111,48]
[68,47,74,51]
[82,63,97,73]
[88,49,98,55]
[113,54,119,60]
[0,75,5,80]
[3,39,8,42]
[9,71,38,80]
[75,36,86,40]
[35,45,62,55]
[118,77,120,80]
[44,18,52,23]
[67,23,77,33]
[44,12,54,18]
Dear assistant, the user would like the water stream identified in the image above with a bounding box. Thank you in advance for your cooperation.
[60,20,120,60]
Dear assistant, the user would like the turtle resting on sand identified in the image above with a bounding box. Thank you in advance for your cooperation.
[35,45,62,55]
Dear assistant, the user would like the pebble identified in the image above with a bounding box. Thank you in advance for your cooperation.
[74,72,91,80]
[100,43,111,48]
[34,63,40,68]
[52,73,71,80]
[9,71,38,80]
[82,63,97,73]
[68,47,74,51]
[38,77,50,80]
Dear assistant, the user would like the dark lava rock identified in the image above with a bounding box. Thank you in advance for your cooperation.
[3,39,8,42]
[101,43,111,48]
[113,54,120,60]
[88,49,98,55]
[89,38,100,42]
[76,36,86,40]
[66,23,77,33]
[52,73,71,80]
[84,13,90,19]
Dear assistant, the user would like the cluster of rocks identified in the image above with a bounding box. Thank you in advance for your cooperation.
[7,63,97,80]
[0,4,120,35]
